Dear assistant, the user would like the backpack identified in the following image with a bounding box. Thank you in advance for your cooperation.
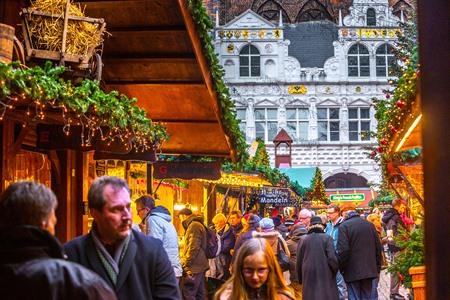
[204,226,222,259]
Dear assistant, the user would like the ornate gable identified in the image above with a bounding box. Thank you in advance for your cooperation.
[223,9,276,29]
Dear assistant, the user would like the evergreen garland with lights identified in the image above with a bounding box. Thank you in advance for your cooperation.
[0,61,168,150]
[370,12,419,179]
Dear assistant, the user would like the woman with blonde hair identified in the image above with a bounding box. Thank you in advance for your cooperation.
[215,238,294,300]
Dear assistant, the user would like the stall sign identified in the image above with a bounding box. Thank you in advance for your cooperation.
[256,188,292,205]
[330,194,365,202]
[153,162,221,180]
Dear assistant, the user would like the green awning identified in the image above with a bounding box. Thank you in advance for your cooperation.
[280,167,317,188]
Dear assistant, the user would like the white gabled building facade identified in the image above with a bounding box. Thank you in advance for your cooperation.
[214,0,401,192]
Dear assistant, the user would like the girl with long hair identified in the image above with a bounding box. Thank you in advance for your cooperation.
[215,238,294,300]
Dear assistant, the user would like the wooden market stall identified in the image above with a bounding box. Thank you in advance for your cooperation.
[0,0,240,242]
[387,95,423,222]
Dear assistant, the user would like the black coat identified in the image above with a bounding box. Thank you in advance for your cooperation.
[0,226,116,300]
[296,227,339,300]
[64,229,180,300]
[382,208,404,252]
[337,212,382,283]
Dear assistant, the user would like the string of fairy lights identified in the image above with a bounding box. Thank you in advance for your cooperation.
[0,61,168,151]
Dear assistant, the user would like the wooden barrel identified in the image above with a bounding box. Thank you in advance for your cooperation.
[0,23,15,64]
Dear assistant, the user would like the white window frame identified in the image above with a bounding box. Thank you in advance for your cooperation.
[376,43,396,77]
[348,107,371,142]
[235,107,247,135]
[348,44,370,77]
[255,107,278,143]
[239,45,261,78]
[317,107,340,142]
[286,107,309,142]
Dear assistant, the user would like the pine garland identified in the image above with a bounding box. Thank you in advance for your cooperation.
[0,61,168,150]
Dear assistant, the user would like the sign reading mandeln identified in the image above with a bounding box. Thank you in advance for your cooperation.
[256,188,292,205]
[330,194,365,202]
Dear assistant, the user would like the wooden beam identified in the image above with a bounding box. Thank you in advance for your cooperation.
[161,122,231,156]
[177,0,236,161]
[417,0,450,298]
[103,30,193,57]
[79,0,183,28]
[106,83,217,121]
[103,58,202,82]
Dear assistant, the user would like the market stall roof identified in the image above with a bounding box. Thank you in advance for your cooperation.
[280,167,316,188]
[76,0,237,159]
[198,172,272,188]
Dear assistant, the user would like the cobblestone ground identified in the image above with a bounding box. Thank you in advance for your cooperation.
[377,269,411,300]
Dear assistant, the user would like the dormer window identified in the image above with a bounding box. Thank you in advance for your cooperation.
[367,8,376,26]
[239,45,260,77]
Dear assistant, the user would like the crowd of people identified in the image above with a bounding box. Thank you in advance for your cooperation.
[0,176,412,300]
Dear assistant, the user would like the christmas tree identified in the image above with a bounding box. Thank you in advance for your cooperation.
[308,168,329,205]
[252,137,270,167]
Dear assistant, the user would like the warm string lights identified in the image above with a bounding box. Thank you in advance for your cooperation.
[0,61,168,151]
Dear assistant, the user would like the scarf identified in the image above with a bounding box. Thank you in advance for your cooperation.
[91,226,131,285]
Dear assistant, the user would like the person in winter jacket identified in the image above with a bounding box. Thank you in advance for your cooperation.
[233,213,261,255]
[337,203,382,300]
[146,205,183,279]
[207,213,236,297]
[326,204,348,300]
[65,176,179,300]
[297,216,339,300]
[286,223,308,299]
[134,195,155,234]
[253,218,291,285]
[214,238,294,300]
[229,210,243,236]
[273,215,289,239]
[382,199,408,300]
[179,208,209,299]
[0,181,117,300]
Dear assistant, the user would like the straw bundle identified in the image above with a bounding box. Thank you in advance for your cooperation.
[28,0,104,56]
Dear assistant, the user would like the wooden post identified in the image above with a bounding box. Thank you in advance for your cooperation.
[417,0,450,299]
[409,266,426,300]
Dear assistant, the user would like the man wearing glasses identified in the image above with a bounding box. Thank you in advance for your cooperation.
[326,204,348,300]
[298,209,312,227]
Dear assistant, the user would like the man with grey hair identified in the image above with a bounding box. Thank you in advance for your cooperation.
[0,181,117,300]
[298,208,312,227]
[64,176,180,300]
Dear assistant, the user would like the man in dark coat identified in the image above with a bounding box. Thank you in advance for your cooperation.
[286,223,308,298]
[382,199,408,300]
[337,203,382,300]
[178,208,209,300]
[64,176,180,300]
[296,216,339,300]
[0,181,116,300]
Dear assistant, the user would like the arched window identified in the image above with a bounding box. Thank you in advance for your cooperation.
[367,8,376,26]
[239,45,260,77]
[376,44,396,77]
[348,44,370,77]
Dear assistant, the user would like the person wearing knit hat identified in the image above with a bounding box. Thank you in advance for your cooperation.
[296,214,339,299]
[259,217,275,232]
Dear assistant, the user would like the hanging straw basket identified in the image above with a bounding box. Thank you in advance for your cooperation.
[20,0,106,69]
